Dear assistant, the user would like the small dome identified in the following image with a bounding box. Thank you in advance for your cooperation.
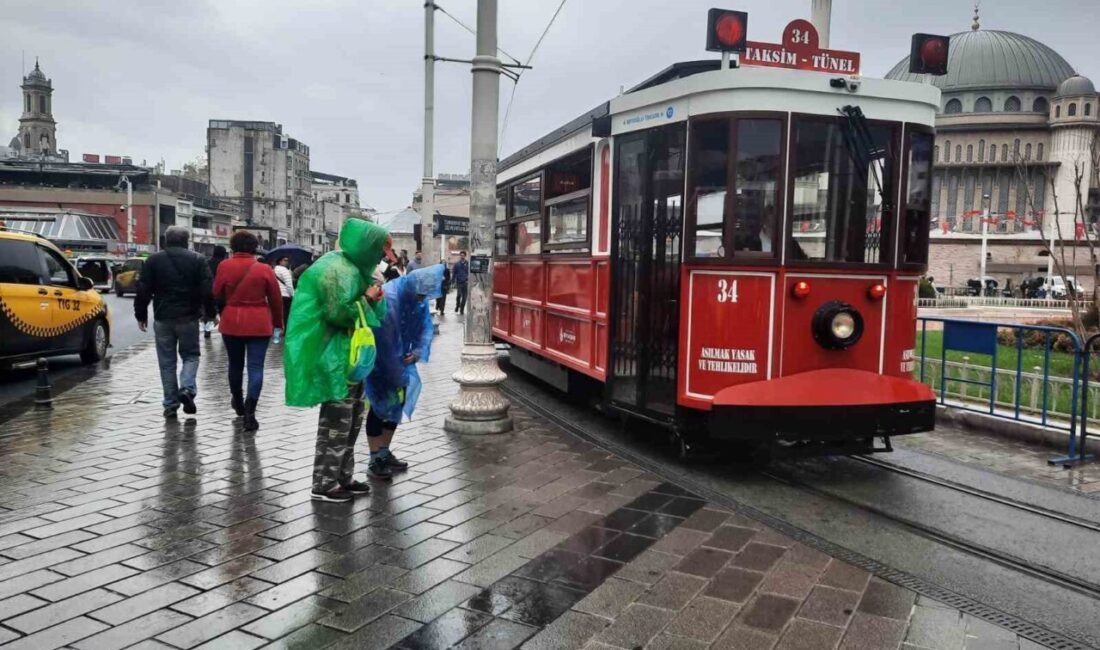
[886,29,1075,92]
[22,60,49,87]
[1056,75,1096,97]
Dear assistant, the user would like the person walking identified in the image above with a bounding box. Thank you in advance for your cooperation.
[364,264,444,479]
[213,231,284,432]
[284,217,392,503]
[135,226,216,418]
[407,250,424,271]
[204,245,228,339]
[273,256,295,328]
[453,250,469,315]
[436,263,451,315]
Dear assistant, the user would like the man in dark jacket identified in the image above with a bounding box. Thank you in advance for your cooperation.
[453,251,469,314]
[135,226,217,418]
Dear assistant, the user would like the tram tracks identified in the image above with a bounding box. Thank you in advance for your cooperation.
[500,377,1100,650]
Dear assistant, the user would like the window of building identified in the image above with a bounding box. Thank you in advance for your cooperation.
[1013,139,1020,158]
[544,149,592,249]
[1033,97,1049,113]
[967,145,973,162]
[23,133,30,149]
[1004,96,1021,112]
[990,144,996,162]
[934,145,940,162]
[789,116,895,265]
[978,139,985,162]
[1087,103,1093,116]
[24,95,30,113]
[1037,143,1044,160]
[1025,143,1032,160]
[974,97,992,112]
[1056,105,1062,118]
[1002,144,1008,160]
[1069,103,1077,117]
[944,140,951,162]
[945,98,962,114]
[955,145,962,161]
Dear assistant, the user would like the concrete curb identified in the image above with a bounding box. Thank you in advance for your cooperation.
[935,404,1100,458]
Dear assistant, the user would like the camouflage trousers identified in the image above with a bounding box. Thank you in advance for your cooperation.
[312,383,364,494]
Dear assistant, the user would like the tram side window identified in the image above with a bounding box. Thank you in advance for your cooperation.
[511,175,542,255]
[545,149,592,250]
[494,225,509,256]
[688,120,728,257]
[790,118,895,265]
[733,119,782,254]
[496,189,507,223]
[901,131,934,265]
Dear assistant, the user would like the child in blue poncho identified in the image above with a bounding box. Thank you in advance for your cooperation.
[363,264,444,478]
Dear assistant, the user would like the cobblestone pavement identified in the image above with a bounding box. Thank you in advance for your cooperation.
[0,317,1050,649]
[899,425,1100,494]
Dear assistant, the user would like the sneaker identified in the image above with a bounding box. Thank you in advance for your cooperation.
[163,406,178,419]
[382,451,409,472]
[178,390,197,415]
[368,458,393,480]
[311,488,353,503]
[346,480,371,495]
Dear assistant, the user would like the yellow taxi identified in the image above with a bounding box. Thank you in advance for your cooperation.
[111,257,144,297]
[0,228,111,370]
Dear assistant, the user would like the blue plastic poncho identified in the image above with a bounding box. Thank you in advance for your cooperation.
[364,264,445,423]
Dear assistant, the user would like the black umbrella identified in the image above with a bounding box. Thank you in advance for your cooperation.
[266,244,313,269]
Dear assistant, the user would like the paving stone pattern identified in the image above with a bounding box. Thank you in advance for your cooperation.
[0,317,1049,649]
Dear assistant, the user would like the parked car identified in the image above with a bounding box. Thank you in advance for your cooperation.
[74,255,120,292]
[1050,276,1085,300]
[965,276,998,297]
[0,228,111,370]
[112,257,144,297]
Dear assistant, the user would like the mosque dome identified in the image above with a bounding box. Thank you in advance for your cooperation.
[1056,75,1096,98]
[885,29,1075,92]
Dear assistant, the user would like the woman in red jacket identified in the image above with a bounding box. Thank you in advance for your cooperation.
[213,230,284,431]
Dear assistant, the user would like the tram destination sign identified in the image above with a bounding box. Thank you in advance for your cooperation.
[742,19,860,75]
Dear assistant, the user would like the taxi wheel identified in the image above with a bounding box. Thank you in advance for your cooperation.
[80,319,108,364]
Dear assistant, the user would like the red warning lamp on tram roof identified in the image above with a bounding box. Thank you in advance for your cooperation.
[706,9,748,53]
[908,33,950,76]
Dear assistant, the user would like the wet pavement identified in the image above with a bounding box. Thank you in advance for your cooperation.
[0,315,1058,649]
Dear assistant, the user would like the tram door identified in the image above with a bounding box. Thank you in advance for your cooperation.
[608,123,686,417]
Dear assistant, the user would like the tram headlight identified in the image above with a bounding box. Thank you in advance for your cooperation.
[812,301,864,350]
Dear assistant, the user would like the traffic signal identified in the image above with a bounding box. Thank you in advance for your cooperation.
[908,33,950,76]
[706,9,748,53]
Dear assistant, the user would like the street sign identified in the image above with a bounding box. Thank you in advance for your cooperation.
[434,214,470,237]
[742,19,860,75]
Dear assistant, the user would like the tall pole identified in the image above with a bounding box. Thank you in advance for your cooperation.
[979,195,990,295]
[420,1,437,262]
[810,0,832,48]
[122,175,134,247]
[445,0,513,435]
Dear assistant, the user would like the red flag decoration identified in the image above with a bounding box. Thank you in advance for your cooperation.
[941,220,949,234]
[1077,223,1085,240]
[1005,211,1016,220]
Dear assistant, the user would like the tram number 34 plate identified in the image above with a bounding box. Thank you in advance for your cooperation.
[716,279,740,303]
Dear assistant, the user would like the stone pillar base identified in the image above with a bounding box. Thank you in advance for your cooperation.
[445,342,513,435]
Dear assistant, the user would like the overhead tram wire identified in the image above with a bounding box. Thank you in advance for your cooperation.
[498,0,569,156]
[434,2,523,66]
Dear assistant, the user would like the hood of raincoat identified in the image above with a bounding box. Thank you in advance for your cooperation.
[363,264,444,423]
[283,218,390,407]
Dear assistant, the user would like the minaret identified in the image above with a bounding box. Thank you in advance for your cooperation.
[18,59,57,156]
[1046,74,1098,239]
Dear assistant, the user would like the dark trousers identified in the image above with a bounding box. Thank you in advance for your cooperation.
[223,335,270,401]
[455,282,468,313]
[366,407,399,438]
[281,297,292,328]
[312,383,364,494]
[436,285,448,313]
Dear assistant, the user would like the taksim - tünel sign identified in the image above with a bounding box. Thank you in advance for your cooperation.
[742,19,860,75]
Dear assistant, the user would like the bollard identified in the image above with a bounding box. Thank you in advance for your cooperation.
[34,357,52,409]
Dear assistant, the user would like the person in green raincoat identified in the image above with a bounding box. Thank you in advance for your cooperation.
[284,217,392,503]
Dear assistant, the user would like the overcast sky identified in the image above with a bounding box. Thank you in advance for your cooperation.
[2,0,1096,212]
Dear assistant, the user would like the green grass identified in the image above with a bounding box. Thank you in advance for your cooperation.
[915,330,1078,379]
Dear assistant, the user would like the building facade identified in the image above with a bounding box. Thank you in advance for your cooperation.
[311,171,360,252]
[886,17,1100,290]
[3,60,67,162]
[207,120,314,250]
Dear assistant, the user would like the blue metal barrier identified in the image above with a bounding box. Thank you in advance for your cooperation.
[915,317,1092,467]
[1074,332,1100,467]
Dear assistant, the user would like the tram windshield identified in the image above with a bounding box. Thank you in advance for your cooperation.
[789,115,896,265]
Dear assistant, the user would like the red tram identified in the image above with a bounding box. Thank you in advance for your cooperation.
[492,18,944,456]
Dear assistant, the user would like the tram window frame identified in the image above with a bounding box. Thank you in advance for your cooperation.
[785,113,902,269]
[543,146,594,253]
[509,173,543,256]
[684,112,787,265]
[899,125,935,269]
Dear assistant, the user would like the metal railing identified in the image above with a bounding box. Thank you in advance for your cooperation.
[918,296,1085,310]
[915,317,1091,467]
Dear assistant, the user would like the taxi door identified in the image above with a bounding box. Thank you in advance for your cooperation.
[0,238,55,358]
[37,244,91,351]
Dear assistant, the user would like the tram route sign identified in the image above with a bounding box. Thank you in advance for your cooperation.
[742,19,860,75]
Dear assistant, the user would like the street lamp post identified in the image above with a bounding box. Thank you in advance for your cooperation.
[445,0,513,435]
[979,194,990,295]
[119,175,134,248]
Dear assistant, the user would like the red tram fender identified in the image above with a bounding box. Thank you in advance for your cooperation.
[708,369,936,441]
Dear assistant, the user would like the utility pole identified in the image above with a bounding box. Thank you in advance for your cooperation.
[120,175,134,248]
[445,0,513,435]
[420,1,437,262]
[979,194,990,295]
